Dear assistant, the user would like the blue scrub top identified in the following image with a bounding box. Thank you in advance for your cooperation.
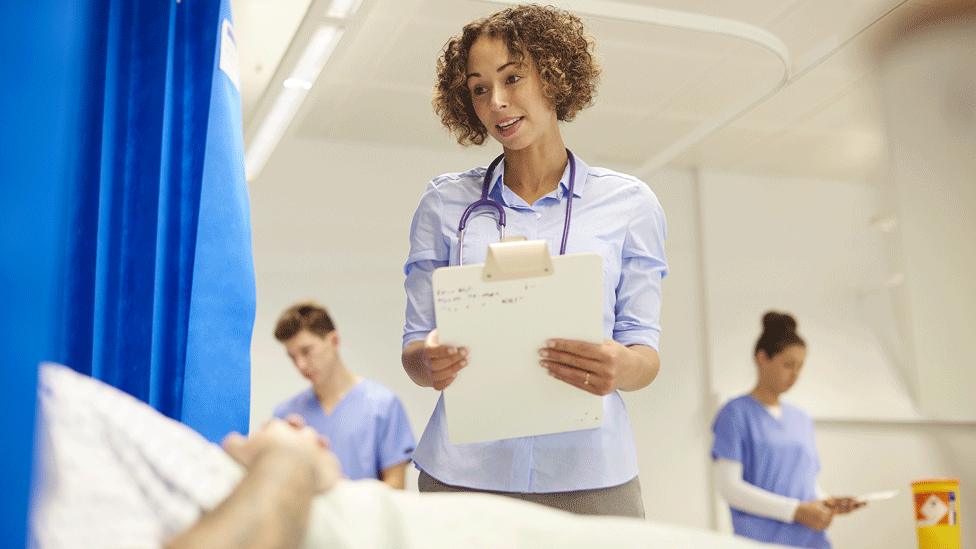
[711,395,828,549]
[273,379,415,481]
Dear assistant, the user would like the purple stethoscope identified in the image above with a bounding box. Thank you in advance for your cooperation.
[457,149,577,265]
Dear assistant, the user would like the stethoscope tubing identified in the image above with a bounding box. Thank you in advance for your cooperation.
[457,149,576,265]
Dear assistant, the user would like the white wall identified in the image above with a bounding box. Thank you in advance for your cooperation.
[697,170,975,549]
[698,171,917,421]
[881,18,976,422]
[622,168,713,529]
[817,420,976,549]
[249,139,487,487]
[249,139,973,547]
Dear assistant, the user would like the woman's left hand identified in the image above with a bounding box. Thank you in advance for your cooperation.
[539,339,632,396]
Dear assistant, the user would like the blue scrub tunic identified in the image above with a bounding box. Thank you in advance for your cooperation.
[274,379,415,481]
[711,395,829,549]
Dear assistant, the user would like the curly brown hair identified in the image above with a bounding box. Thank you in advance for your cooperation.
[433,4,601,146]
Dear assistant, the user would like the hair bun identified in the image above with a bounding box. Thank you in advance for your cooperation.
[762,311,797,334]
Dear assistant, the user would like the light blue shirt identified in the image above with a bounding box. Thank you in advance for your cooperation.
[402,154,668,493]
[273,379,415,481]
[712,396,828,549]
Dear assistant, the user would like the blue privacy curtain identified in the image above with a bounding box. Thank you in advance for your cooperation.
[1,2,103,544]
[2,1,251,541]
[62,0,255,442]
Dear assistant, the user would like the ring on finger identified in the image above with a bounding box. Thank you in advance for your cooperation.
[584,372,590,385]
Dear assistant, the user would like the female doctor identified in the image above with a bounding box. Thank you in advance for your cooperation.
[400,5,668,517]
[711,311,865,548]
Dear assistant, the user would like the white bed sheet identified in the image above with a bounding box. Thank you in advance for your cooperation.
[307,480,789,549]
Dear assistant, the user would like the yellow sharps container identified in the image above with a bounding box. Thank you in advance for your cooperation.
[912,478,960,549]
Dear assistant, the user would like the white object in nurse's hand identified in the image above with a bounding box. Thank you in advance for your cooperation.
[855,490,899,502]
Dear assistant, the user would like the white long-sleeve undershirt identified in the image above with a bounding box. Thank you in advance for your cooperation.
[714,459,799,523]
[715,460,831,522]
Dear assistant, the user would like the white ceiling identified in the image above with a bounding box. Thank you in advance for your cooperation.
[232,0,312,117]
[232,0,943,182]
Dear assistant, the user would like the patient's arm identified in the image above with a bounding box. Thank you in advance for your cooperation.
[381,461,408,489]
[165,446,317,549]
[166,419,341,549]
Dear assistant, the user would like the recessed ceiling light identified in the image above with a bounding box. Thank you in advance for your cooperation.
[869,213,897,233]
[245,24,345,181]
[326,0,362,18]
[283,77,312,90]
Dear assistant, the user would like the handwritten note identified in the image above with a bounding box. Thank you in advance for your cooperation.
[434,283,539,313]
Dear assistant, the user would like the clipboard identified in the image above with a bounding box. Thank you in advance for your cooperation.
[432,239,604,444]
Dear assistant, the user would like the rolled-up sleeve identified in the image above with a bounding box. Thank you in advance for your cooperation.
[403,183,449,348]
[613,185,668,349]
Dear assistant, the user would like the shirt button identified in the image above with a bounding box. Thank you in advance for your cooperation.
[535,212,542,219]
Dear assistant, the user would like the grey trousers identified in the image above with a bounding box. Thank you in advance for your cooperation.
[418,470,645,518]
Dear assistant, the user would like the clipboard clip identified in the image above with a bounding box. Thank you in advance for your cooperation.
[483,239,554,282]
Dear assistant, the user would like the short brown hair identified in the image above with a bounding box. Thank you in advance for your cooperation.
[433,4,601,146]
[274,302,336,341]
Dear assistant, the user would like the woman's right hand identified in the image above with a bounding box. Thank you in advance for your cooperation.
[794,500,834,530]
[421,330,468,390]
[825,496,867,514]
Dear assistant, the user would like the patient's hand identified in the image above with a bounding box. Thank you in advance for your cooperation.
[170,418,337,548]
[222,417,342,494]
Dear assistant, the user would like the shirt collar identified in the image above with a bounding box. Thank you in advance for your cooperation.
[486,152,588,204]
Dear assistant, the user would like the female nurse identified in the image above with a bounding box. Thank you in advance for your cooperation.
[711,311,866,548]
[400,5,668,517]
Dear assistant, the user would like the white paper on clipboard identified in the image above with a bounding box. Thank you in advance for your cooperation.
[432,239,604,444]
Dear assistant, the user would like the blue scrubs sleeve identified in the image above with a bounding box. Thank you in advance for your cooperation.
[613,185,668,349]
[712,404,745,462]
[377,396,416,471]
[403,184,449,348]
